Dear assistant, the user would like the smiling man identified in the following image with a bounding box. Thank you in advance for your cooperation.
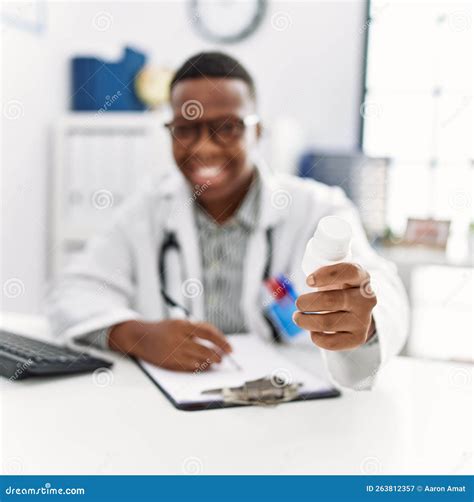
[46,52,409,389]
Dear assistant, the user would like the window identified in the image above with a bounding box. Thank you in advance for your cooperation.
[361,0,473,256]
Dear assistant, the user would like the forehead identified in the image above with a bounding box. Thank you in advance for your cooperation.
[170,77,254,118]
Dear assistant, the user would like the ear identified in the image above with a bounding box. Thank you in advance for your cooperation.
[256,121,263,140]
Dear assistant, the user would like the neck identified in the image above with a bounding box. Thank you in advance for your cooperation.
[198,170,255,224]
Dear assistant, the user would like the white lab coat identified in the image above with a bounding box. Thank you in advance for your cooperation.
[45,164,409,390]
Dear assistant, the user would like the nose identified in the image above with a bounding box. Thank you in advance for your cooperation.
[189,123,222,156]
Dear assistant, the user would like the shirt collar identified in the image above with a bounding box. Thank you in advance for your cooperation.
[194,170,261,231]
[234,171,260,230]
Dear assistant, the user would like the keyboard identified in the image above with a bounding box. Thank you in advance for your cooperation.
[0,330,112,380]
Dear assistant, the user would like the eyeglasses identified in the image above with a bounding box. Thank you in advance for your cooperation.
[164,114,259,147]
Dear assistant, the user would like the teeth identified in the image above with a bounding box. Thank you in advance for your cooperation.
[196,166,220,178]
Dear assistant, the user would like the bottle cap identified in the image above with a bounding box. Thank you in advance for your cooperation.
[312,216,352,261]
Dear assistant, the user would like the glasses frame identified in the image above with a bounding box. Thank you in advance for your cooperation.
[164,114,260,147]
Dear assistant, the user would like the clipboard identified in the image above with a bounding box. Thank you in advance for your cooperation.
[137,334,341,411]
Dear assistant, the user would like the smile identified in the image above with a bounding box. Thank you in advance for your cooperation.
[193,166,221,179]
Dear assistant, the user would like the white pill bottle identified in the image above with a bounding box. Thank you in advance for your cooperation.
[301,215,352,277]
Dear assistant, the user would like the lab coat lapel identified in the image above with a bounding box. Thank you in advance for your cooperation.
[241,171,285,338]
[163,175,204,320]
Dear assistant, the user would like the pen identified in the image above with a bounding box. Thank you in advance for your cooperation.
[186,313,241,371]
[163,291,241,371]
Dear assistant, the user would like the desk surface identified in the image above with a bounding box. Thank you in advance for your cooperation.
[1,313,472,475]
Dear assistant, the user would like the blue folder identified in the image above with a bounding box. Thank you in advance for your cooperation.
[71,46,146,111]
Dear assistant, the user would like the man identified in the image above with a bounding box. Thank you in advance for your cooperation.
[46,52,409,389]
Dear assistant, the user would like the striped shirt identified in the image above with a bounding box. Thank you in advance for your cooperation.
[194,174,260,333]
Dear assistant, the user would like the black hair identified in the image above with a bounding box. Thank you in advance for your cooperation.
[170,52,256,100]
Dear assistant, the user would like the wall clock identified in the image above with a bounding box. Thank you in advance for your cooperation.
[189,0,267,44]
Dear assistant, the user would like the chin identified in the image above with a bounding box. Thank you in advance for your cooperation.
[197,184,231,202]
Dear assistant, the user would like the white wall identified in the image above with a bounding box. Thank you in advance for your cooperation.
[1,0,366,313]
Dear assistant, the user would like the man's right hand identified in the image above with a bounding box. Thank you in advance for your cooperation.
[108,319,233,372]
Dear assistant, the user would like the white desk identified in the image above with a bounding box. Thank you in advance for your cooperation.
[1,313,472,475]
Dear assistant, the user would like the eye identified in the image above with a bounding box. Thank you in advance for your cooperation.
[216,121,241,137]
[172,124,196,137]
[220,123,236,132]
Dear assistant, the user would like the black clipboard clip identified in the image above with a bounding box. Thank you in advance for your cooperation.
[202,376,303,407]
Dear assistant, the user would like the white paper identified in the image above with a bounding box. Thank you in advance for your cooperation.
[139,334,334,405]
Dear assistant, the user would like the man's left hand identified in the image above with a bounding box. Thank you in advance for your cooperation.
[294,263,377,351]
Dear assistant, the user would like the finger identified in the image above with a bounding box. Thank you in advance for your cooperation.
[297,287,377,315]
[180,358,204,372]
[185,341,222,365]
[189,322,232,353]
[172,348,213,372]
[296,289,352,313]
[293,311,356,333]
[165,354,197,372]
[181,352,214,372]
[307,263,369,290]
[310,331,365,351]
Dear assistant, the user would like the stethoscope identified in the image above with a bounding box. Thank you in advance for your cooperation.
[158,231,191,315]
[157,228,281,341]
